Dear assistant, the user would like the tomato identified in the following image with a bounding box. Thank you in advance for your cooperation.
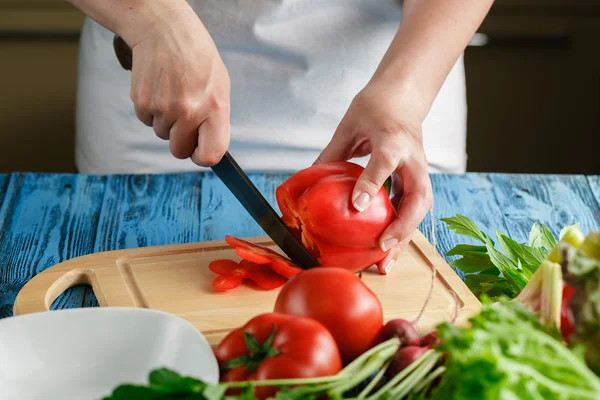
[274,268,384,363]
[214,312,342,399]
[275,161,396,273]
[224,235,303,279]
[209,259,287,291]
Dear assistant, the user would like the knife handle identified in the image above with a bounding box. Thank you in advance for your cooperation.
[113,34,133,71]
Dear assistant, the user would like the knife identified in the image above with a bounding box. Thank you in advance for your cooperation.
[112,35,320,268]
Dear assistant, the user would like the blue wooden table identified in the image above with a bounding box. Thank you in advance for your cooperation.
[0,172,599,318]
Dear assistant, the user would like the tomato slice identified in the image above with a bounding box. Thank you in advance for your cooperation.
[241,260,287,290]
[212,275,243,291]
[209,258,289,291]
[209,259,245,276]
[224,235,303,278]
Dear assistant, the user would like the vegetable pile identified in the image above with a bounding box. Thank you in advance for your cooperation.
[102,163,600,399]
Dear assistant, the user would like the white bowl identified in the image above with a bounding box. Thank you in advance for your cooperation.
[0,307,219,400]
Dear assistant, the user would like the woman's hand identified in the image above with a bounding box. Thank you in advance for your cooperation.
[129,8,231,166]
[315,79,433,275]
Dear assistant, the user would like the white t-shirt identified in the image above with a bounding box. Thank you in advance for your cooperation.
[74,0,467,174]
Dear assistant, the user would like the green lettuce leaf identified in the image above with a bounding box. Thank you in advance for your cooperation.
[430,298,600,400]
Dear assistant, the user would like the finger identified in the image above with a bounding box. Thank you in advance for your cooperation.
[392,172,404,197]
[376,237,410,275]
[134,107,154,127]
[169,117,200,159]
[379,157,433,248]
[351,148,400,213]
[152,113,175,140]
[191,109,230,167]
[313,121,353,165]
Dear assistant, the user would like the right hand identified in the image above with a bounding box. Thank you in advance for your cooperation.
[128,8,231,166]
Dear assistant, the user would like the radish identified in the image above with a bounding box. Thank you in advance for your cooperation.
[378,319,420,347]
[388,346,430,376]
[421,331,441,347]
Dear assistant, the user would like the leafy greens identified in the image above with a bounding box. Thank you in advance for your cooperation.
[429,297,600,400]
[440,214,579,299]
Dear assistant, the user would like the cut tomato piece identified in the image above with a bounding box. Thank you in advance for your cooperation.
[212,275,243,291]
[224,235,303,278]
[241,260,287,290]
[208,258,289,291]
[209,259,244,276]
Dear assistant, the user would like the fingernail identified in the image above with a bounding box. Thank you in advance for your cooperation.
[385,259,395,274]
[381,238,398,252]
[353,192,370,212]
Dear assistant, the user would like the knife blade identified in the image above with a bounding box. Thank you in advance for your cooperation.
[211,152,320,268]
[112,35,319,268]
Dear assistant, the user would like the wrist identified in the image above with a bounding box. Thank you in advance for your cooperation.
[365,74,430,125]
[116,1,196,47]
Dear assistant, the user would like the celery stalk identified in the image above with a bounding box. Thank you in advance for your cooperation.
[513,260,563,328]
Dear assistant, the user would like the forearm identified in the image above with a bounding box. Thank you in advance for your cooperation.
[66,0,195,46]
[371,0,494,121]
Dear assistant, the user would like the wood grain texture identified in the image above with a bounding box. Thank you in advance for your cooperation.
[587,176,600,212]
[418,173,507,279]
[93,174,204,252]
[490,174,600,242]
[199,173,290,241]
[0,174,106,316]
[14,231,481,346]
[83,173,205,307]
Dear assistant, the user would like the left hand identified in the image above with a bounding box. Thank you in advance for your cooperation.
[314,79,433,274]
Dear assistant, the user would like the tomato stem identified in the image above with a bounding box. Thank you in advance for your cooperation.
[221,325,280,373]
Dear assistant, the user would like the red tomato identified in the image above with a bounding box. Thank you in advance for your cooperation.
[275,161,396,272]
[214,312,342,399]
[273,268,384,364]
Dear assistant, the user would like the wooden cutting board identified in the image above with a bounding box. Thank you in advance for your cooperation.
[14,230,480,346]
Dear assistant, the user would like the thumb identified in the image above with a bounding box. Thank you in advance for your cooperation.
[352,149,398,212]
[192,109,230,167]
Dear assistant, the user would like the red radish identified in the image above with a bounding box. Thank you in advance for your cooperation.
[389,346,430,376]
[378,319,420,347]
[421,331,441,347]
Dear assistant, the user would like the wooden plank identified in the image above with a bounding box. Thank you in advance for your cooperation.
[0,173,106,317]
[84,173,205,307]
[14,231,481,345]
[199,173,290,241]
[586,176,600,212]
[490,174,600,243]
[418,173,506,279]
[93,174,204,252]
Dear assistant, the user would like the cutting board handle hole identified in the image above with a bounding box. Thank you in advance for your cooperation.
[46,269,94,310]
